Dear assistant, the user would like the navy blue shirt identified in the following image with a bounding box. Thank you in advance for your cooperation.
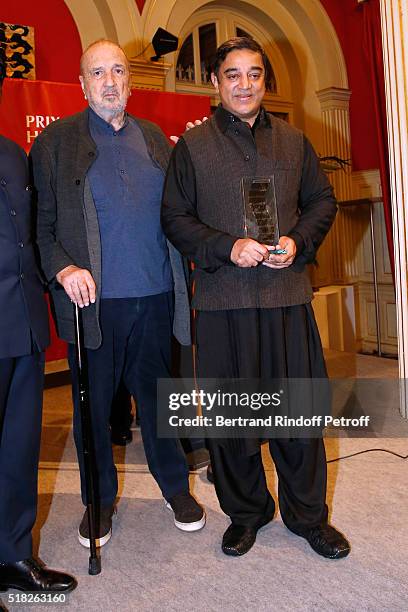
[87,108,173,298]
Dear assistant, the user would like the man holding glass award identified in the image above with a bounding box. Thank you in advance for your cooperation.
[162,37,350,559]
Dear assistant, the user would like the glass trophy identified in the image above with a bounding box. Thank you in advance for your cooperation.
[241,177,280,246]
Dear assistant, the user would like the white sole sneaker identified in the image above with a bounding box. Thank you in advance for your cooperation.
[77,507,116,548]
[165,501,206,532]
[77,527,112,548]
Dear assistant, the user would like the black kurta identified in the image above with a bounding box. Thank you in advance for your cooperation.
[161,105,334,530]
[162,106,337,281]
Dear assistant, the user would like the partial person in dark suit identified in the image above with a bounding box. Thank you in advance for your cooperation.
[0,53,76,593]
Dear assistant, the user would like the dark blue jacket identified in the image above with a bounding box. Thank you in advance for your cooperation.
[0,135,49,358]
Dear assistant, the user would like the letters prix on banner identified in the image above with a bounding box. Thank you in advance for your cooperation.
[0,78,210,359]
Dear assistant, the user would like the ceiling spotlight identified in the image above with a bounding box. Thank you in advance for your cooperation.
[150,28,178,61]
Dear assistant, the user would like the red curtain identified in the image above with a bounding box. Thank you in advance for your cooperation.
[135,0,146,14]
[362,0,394,279]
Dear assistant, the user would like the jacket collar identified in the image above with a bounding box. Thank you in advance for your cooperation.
[77,108,97,151]
[76,107,165,173]
[214,104,271,133]
[88,106,130,134]
[79,107,140,144]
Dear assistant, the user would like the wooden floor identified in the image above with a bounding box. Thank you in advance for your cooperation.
[324,349,398,378]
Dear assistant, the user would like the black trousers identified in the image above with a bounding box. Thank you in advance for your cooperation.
[110,379,133,433]
[0,352,44,562]
[69,293,189,507]
[196,305,329,533]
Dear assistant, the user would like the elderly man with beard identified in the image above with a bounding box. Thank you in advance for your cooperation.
[31,40,205,549]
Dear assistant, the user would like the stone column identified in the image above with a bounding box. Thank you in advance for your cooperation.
[317,87,353,200]
[315,87,360,283]
[380,0,408,416]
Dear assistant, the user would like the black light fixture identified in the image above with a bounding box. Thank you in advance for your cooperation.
[150,27,178,61]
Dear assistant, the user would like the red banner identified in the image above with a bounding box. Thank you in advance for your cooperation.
[0,79,210,151]
[0,79,210,360]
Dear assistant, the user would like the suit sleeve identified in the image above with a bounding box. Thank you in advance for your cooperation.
[30,138,75,282]
[288,135,337,269]
[161,137,238,272]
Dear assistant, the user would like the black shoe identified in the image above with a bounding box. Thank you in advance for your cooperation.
[0,558,77,593]
[221,511,274,557]
[165,492,206,532]
[302,523,350,559]
[222,524,257,556]
[111,428,132,446]
[206,464,214,484]
[78,505,116,548]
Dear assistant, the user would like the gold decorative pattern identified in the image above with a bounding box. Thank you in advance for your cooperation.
[0,22,35,80]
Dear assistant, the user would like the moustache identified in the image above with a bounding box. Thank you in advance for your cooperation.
[102,88,119,96]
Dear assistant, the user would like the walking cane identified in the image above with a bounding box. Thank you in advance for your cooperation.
[73,303,101,575]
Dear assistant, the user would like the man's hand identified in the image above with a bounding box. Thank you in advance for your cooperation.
[56,265,96,308]
[230,238,269,267]
[170,116,209,144]
[262,236,297,269]
[185,117,208,130]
